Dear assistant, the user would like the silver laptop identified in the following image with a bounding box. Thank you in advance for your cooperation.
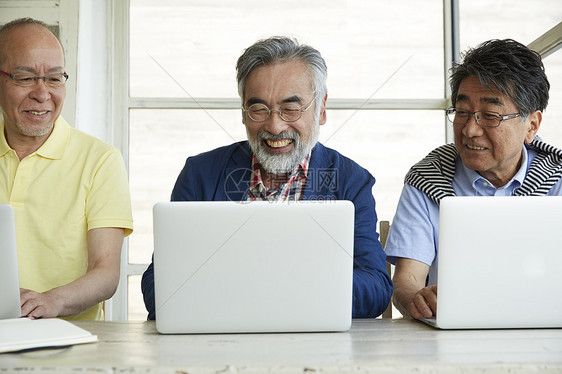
[153,200,355,334]
[0,204,21,319]
[424,196,562,329]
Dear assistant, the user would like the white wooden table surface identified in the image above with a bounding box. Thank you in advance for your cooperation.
[1,318,561,373]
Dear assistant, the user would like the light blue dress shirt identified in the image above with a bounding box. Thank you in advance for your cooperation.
[385,146,562,285]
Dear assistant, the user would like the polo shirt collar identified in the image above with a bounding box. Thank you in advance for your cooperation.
[0,117,70,160]
[0,122,11,158]
[34,117,70,160]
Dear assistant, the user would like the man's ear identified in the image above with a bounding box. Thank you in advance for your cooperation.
[524,110,542,143]
[319,93,328,126]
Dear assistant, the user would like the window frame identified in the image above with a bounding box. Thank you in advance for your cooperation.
[3,0,559,321]
[105,0,459,320]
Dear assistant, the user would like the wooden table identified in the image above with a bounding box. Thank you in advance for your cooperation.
[1,319,561,373]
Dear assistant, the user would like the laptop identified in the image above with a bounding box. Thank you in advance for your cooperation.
[0,204,21,320]
[152,200,355,334]
[423,196,562,329]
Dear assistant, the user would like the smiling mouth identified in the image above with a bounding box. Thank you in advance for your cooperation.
[27,110,49,116]
[265,139,294,148]
[467,144,486,150]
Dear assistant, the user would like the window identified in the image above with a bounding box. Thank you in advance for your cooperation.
[2,0,560,321]
[121,0,561,320]
[126,0,447,320]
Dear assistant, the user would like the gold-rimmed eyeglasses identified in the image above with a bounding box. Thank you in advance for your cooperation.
[242,96,316,122]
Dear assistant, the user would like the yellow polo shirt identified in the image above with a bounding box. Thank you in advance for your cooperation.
[0,117,133,320]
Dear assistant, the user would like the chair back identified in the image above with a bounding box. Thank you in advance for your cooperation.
[379,220,392,318]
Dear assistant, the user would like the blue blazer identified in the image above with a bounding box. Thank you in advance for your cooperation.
[142,142,393,319]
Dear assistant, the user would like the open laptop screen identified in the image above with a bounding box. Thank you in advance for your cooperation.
[433,196,562,329]
[0,204,21,319]
[153,200,355,334]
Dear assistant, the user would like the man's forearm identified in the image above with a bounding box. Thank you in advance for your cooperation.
[44,264,119,316]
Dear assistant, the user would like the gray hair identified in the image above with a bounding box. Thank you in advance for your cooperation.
[450,39,549,119]
[236,36,328,119]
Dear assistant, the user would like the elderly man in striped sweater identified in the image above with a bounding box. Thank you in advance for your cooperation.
[385,39,562,320]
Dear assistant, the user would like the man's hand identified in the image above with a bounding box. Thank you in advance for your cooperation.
[18,228,125,319]
[392,258,438,319]
[406,284,437,319]
[20,288,63,319]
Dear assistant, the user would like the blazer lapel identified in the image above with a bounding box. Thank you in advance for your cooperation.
[222,142,252,201]
[303,143,337,200]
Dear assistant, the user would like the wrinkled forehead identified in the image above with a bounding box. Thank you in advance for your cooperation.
[455,76,517,111]
[243,61,314,101]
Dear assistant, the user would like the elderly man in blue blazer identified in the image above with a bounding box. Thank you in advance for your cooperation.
[141,36,392,320]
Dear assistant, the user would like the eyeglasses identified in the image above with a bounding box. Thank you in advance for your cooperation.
[242,97,316,122]
[0,70,69,88]
[446,107,521,128]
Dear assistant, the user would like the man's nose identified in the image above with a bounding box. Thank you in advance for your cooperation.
[263,110,288,135]
[28,78,51,102]
[462,112,484,137]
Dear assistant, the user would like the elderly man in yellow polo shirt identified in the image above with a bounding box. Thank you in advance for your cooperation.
[0,18,133,320]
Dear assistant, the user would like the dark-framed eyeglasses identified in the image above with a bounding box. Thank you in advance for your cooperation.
[242,96,316,123]
[0,70,69,88]
[446,107,521,128]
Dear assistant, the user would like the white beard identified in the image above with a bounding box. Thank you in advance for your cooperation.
[247,124,319,174]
